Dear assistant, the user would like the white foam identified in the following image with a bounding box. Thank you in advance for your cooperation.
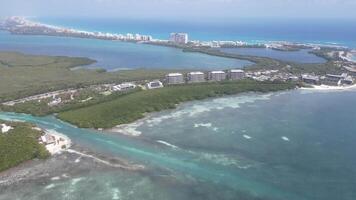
[51,176,60,181]
[112,188,121,200]
[112,121,143,136]
[243,135,252,139]
[145,94,273,127]
[61,174,69,178]
[194,123,212,128]
[281,136,290,141]
[71,177,83,186]
[45,183,56,190]
[156,140,178,149]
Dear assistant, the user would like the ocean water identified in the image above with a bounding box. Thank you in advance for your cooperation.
[36,17,356,48]
[220,48,326,63]
[1,89,356,200]
[0,31,252,70]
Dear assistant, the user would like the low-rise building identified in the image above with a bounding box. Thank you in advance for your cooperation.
[228,69,245,80]
[146,80,164,89]
[187,71,205,83]
[302,74,320,85]
[209,71,226,81]
[341,76,354,85]
[166,73,184,84]
[112,83,136,91]
[321,73,348,86]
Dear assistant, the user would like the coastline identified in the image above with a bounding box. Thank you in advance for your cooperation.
[301,84,356,91]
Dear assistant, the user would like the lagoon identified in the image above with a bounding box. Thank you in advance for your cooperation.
[0,31,252,71]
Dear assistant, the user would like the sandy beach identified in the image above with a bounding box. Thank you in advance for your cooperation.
[301,84,356,91]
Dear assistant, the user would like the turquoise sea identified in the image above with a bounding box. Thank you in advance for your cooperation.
[1,89,356,200]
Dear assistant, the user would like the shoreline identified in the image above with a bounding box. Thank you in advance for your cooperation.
[0,142,145,188]
[1,16,351,52]
[301,84,356,91]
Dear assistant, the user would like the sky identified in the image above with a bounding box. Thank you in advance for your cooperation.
[1,0,356,21]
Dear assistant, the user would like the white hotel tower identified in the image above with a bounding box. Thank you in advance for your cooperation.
[169,33,189,44]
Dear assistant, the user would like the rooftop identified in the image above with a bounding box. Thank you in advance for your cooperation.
[167,73,183,77]
[188,71,204,75]
[230,69,244,73]
[210,71,225,74]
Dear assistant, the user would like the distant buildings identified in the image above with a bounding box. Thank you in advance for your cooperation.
[209,71,226,81]
[302,74,320,85]
[228,69,245,80]
[112,83,136,91]
[166,73,184,84]
[146,80,164,89]
[187,71,205,83]
[321,73,353,86]
[169,33,188,44]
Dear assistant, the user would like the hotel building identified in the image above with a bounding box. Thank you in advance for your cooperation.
[187,72,205,83]
[169,33,189,44]
[166,73,185,84]
[228,69,245,80]
[209,71,226,81]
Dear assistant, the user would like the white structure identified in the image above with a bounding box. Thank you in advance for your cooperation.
[187,71,205,83]
[166,73,184,84]
[112,83,136,91]
[1,124,13,133]
[146,80,164,89]
[48,98,62,106]
[209,71,226,81]
[228,69,245,80]
[169,33,188,44]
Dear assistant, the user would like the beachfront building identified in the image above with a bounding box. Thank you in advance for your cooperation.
[302,74,320,85]
[112,83,136,91]
[228,69,245,80]
[187,71,205,83]
[321,73,348,86]
[209,71,226,81]
[341,76,354,85]
[169,33,189,44]
[166,73,184,84]
[146,80,164,89]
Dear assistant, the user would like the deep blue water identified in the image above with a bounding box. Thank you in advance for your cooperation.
[220,48,326,63]
[0,31,252,70]
[36,17,356,48]
[1,90,356,200]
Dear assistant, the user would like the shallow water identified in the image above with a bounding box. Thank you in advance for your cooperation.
[1,89,356,200]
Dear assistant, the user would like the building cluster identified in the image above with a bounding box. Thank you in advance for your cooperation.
[169,33,189,44]
[189,40,246,48]
[165,69,246,84]
[245,70,298,82]
[4,17,153,42]
[302,73,354,86]
[112,83,137,91]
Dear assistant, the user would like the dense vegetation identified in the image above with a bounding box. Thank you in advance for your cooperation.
[58,80,296,129]
[184,47,344,75]
[0,121,50,172]
[0,52,187,102]
[0,89,138,116]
